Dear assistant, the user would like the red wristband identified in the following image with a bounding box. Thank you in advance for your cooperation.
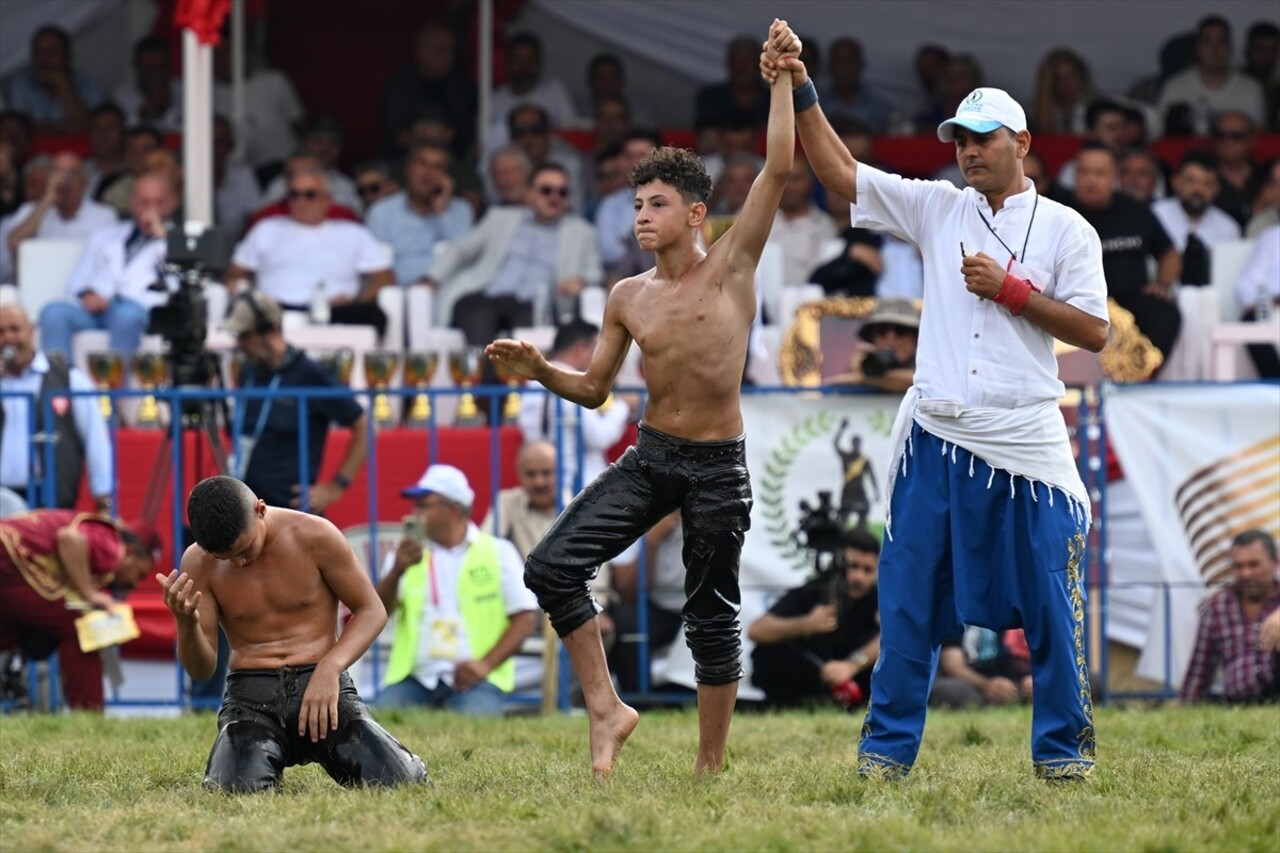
[994,273,1035,316]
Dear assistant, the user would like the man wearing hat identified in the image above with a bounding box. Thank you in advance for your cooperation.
[764,26,1108,781]
[0,508,156,709]
[829,297,920,394]
[374,464,537,715]
[222,290,368,515]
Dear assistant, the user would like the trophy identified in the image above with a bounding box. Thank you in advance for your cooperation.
[449,347,487,427]
[317,348,355,386]
[86,351,124,421]
[363,350,399,429]
[491,354,526,426]
[402,351,439,427]
[131,352,168,428]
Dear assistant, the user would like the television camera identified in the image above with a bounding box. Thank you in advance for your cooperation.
[793,489,847,578]
[146,222,228,390]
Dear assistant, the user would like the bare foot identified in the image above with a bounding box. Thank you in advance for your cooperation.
[590,702,639,779]
[693,753,725,776]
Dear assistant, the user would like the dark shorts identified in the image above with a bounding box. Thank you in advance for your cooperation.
[526,423,752,684]
[204,664,427,793]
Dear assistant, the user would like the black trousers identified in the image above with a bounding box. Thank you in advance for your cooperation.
[452,292,534,347]
[526,424,753,685]
[203,665,427,793]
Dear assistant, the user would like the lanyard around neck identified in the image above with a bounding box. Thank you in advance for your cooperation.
[975,190,1039,268]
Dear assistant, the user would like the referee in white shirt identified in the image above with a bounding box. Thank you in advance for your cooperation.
[764,27,1108,782]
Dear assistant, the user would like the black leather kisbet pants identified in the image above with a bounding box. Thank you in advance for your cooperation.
[525,424,753,685]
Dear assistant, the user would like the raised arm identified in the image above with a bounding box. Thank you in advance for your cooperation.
[761,25,859,202]
[719,20,796,268]
[486,283,633,409]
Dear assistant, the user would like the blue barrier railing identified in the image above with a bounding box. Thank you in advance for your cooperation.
[2,381,1183,711]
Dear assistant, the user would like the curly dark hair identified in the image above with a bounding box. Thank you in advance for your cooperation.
[187,476,256,554]
[628,146,712,204]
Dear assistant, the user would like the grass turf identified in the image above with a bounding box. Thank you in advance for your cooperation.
[1,704,1277,852]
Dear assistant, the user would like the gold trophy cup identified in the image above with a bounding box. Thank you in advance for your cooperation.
[131,352,168,428]
[402,352,439,427]
[449,347,487,427]
[317,348,355,386]
[491,355,526,426]
[363,350,399,429]
[86,351,124,421]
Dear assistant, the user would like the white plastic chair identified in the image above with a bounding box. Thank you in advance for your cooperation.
[16,238,86,321]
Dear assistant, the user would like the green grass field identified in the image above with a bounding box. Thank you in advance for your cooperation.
[2,704,1277,852]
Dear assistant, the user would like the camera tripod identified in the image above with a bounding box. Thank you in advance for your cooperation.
[139,350,232,528]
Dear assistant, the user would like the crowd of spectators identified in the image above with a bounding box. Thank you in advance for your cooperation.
[1,11,1277,710]
[0,15,1275,385]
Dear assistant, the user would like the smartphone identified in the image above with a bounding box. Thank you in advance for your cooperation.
[402,514,425,542]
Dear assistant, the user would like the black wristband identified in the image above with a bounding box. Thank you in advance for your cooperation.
[332,473,351,489]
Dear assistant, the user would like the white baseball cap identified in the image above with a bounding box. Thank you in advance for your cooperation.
[937,88,1028,142]
[402,464,474,507]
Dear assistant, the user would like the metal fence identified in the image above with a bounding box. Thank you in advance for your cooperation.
[1,382,1173,712]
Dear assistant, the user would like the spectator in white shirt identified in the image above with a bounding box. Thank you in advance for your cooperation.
[1,151,116,284]
[226,168,394,339]
[490,33,579,134]
[1152,151,1242,380]
[770,151,838,289]
[38,172,177,358]
[1159,16,1268,135]
[212,37,305,179]
[1236,223,1279,377]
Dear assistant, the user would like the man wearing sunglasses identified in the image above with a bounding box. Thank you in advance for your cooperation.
[425,162,601,344]
[226,168,395,340]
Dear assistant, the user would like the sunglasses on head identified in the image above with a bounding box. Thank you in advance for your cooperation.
[357,181,382,196]
[512,123,548,138]
[1214,129,1250,141]
[287,188,321,201]
[536,185,569,198]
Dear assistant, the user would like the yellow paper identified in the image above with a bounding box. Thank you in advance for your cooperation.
[74,605,140,653]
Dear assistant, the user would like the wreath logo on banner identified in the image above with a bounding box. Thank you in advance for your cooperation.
[760,409,836,573]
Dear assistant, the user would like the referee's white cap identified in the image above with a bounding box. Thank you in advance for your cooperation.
[937,88,1027,142]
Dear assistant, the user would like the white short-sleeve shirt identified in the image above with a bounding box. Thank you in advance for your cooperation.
[852,164,1108,410]
[231,217,389,305]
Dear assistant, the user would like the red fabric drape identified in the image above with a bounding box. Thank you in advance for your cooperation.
[173,0,232,46]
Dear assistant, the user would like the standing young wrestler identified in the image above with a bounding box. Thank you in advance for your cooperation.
[763,24,1108,780]
[158,476,426,793]
[486,20,798,779]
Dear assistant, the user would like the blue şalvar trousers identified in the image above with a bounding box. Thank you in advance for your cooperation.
[858,423,1096,779]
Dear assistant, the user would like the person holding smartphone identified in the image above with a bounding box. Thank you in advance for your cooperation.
[373,464,537,716]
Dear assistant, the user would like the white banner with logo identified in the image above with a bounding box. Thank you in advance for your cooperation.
[1105,382,1280,687]
[663,393,902,694]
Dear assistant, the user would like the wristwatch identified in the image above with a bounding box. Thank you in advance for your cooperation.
[850,650,869,670]
[332,473,351,489]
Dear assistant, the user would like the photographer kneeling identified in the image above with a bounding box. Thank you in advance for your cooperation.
[748,529,881,710]
[828,298,920,394]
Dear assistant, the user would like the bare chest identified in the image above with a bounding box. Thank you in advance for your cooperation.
[211,561,333,626]
[627,280,749,360]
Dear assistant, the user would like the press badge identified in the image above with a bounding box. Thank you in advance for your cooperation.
[428,617,460,659]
